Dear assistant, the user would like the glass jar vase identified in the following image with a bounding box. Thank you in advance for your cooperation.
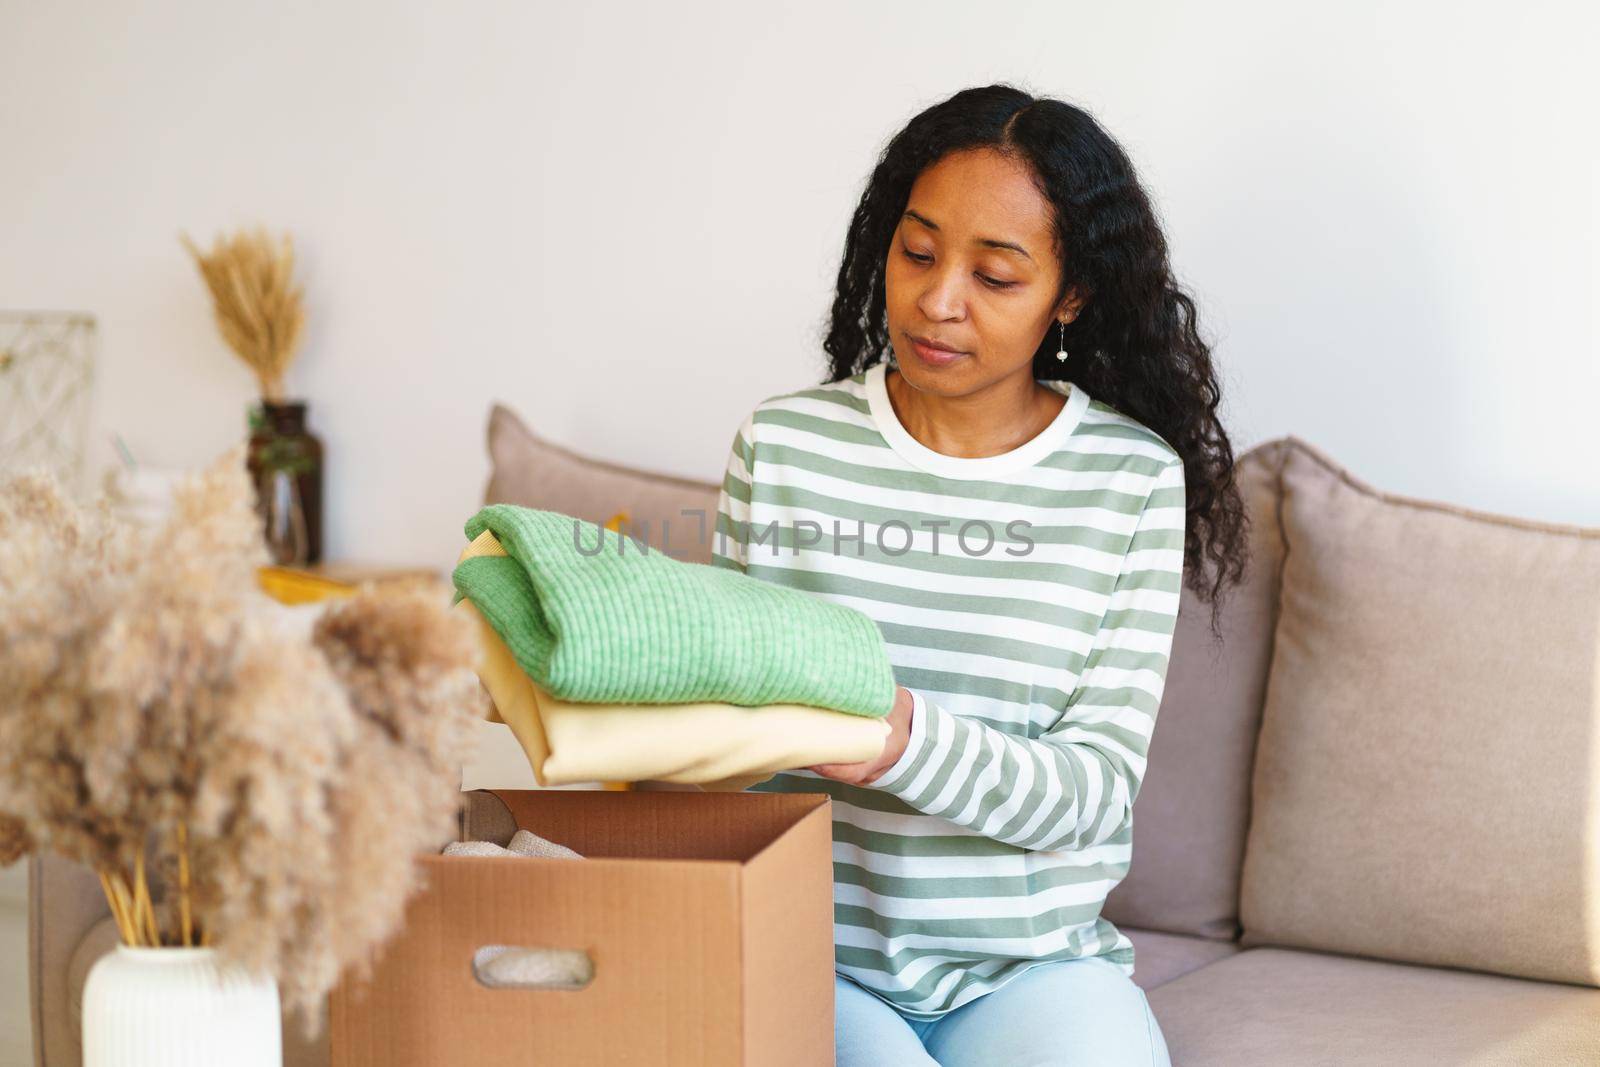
[247,400,324,564]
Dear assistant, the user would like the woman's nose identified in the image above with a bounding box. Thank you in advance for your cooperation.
[916,267,967,322]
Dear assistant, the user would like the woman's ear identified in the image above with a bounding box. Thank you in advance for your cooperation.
[1057,287,1086,324]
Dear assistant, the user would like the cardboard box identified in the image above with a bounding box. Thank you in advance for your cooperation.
[331,788,836,1066]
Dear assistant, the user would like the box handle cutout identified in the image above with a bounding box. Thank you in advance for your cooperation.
[471,944,596,991]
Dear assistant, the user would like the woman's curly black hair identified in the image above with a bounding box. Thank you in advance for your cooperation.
[820,83,1250,643]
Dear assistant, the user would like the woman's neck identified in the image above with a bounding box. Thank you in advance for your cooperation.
[883,365,1066,460]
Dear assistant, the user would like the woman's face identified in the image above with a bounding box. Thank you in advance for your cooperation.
[884,147,1078,395]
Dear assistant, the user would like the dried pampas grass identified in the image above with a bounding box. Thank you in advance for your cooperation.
[0,444,486,1036]
[181,227,306,402]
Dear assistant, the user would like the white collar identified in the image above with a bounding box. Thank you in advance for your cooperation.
[863,362,1090,479]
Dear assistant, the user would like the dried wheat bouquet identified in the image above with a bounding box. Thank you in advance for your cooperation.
[181,226,306,401]
[0,444,486,1035]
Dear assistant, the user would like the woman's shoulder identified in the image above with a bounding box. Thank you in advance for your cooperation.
[763,369,870,411]
[1073,391,1182,472]
[741,371,874,440]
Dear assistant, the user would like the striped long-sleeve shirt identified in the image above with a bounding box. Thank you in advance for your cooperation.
[710,360,1186,1019]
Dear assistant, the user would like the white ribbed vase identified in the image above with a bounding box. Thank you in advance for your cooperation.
[83,945,282,1067]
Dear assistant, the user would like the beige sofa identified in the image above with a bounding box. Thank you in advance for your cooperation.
[28,415,1600,1064]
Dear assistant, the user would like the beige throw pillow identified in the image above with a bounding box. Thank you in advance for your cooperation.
[1238,437,1600,987]
[1103,438,1289,941]
[482,402,721,564]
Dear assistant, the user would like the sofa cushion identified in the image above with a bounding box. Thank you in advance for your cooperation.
[1146,947,1600,1066]
[1121,926,1242,992]
[30,853,118,1067]
[483,402,721,564]
[1238,436,1600,986]
[1102,438,1288,941]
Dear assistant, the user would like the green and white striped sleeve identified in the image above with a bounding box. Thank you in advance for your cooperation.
[711,412,757,574]
[868,458,1187,853]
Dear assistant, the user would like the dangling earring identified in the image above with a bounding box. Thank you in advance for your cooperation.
[1055,319,1069,362]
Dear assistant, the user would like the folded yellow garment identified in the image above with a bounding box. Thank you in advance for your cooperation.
[455,531,891,790]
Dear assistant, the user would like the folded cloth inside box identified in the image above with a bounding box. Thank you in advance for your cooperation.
[451,504,897,718]
[441,832,594,989]
[455,529,892,788]
[442,828,583,859]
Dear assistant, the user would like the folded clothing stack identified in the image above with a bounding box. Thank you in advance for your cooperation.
[451,504,896,788]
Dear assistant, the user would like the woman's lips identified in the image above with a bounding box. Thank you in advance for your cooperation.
[908,335,968,367]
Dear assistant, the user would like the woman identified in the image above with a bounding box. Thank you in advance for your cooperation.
[711,84,1249,1066]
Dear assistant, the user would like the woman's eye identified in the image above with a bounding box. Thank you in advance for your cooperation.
[900,248,1015,290]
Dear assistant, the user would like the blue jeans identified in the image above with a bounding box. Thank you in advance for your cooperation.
[835,957,1172,1066]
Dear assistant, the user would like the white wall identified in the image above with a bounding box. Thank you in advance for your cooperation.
[5,0,1597,546]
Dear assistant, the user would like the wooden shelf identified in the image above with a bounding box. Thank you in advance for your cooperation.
[257,562,447,605]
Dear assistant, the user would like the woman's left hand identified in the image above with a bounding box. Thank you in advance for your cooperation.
[807,686,915,786]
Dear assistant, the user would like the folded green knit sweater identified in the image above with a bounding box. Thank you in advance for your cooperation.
[451,505,897,718]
